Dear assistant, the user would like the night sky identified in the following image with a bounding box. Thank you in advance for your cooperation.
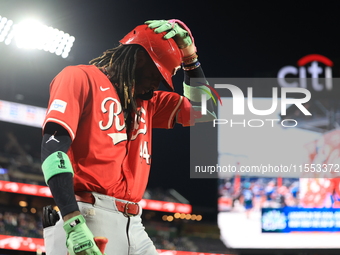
[1,0,340,216]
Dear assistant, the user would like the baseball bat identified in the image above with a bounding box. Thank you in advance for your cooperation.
[94,237,108,253]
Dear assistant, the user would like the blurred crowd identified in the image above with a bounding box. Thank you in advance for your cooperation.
[0,208,43,238]
[0,131,44,186]
[218,177,300,213]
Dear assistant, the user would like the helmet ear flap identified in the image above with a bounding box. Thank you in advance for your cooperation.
[119,24,182,91]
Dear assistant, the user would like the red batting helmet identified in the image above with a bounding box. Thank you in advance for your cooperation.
[119,24,182,91]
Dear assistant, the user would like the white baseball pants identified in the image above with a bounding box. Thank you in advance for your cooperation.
[43,192,159,255]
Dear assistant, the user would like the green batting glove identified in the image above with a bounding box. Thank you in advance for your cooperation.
[63,215,104,255]
[145,19,192,49]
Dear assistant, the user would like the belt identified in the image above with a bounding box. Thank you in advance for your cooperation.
[75,192,139,217]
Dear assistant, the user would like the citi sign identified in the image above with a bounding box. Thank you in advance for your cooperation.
[277,54,333,91]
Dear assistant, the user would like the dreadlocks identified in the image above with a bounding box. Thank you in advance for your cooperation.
[89,44,142,135]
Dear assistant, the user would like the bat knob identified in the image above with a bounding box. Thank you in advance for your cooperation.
[94,237,108,254]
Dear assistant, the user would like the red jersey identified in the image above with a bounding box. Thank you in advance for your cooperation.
[43,65,193,202]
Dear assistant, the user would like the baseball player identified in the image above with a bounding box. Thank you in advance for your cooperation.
[41,19,216,255]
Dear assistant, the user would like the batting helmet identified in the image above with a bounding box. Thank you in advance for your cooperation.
[119,24,182,91]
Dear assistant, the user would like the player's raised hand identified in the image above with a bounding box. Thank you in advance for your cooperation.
[64,214,106,255]
[145,19,195,53]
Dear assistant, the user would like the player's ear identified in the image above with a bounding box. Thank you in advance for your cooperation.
[135,50,148,69]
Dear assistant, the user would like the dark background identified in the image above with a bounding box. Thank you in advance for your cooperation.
[1,0,340,224]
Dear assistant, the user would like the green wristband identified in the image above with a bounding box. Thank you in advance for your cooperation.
[42,151,74,185]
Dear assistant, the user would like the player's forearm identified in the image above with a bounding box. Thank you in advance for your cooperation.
[63,210,81,222]
[41,123,79,218]
[183,60,216,121]
[180,43,196,58]
[183,65,206,86]
[181,44,205,86]
[47,172,80,218]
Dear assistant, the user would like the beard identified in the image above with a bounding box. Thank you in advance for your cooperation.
[137,90,154,100]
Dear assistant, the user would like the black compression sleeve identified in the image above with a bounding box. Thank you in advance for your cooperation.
[48,173,79,217]
[183,65,215,114]
[41,122,79,217]
[41,122,72,162]
[184,65,205,86]
[41,133,72,162]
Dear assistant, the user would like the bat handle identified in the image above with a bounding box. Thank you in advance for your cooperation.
[94,236,108,254]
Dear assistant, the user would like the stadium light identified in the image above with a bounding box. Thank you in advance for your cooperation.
[19,200,28,207]
[166,213,203,222]
[0,15,75,59]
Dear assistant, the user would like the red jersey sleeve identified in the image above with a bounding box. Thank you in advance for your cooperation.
[42,66,90,140]
[152,91,195,129]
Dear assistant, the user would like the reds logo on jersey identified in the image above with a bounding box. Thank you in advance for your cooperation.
[131,107,147,141]
[130,107,151,164]
[99,97,127,145]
